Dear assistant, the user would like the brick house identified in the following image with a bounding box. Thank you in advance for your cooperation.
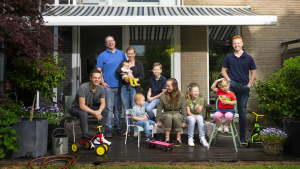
[36,0,299,115]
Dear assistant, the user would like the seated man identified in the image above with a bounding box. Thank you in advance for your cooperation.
[70,69,111,145]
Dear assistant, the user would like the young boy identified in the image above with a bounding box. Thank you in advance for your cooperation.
[143,62,167,122]
[131,93,155,142]
[121,61,140,87]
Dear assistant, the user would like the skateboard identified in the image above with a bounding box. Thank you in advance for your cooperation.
[146,140,174,152]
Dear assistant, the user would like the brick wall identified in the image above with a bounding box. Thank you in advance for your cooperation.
[181,26,208,113]
[39,26,72,108]
[183,0,300,112]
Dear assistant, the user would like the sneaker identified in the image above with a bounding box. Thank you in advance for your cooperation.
[200,137,208,147]
[93,139,100,145]
[106,131,112,138]
[101,134,111,145]
[145,136,155,142]
[115,129,124,135]
[81,133,93,139]
[240,134,247,145]
[224,126,230,133]
[217,125,224,133]
[174,140,181,147]
[188,138,194,147]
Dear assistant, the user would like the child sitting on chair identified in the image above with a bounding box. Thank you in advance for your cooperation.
[185,84,208,147]
[131,93,155,142]
[121,61,140,87]
[211,78,236,133]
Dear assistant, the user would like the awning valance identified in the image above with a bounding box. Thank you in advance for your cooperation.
[42,5,277,26]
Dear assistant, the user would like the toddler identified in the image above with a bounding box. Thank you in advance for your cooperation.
[211,78,236,133]
[131,93,155,142]
[121,61,140,87]
[185,84,208,147]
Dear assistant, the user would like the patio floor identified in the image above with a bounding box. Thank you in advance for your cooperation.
[0,119,299,168]
[59,119,296,163]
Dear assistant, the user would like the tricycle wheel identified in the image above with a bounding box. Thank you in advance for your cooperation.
[83,140,92,150]
[96,145,106,156]
[247,138,251,148]
[151,144,156,148]
[102,143,109,152]
[167,147,173,151]
[146,144,151,148]
[72,142,79,153]
[163,147,168,152]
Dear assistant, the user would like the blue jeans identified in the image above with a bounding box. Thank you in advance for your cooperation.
[105,87,122,133]
[187,115,205,138]
[121,85,137,133]
[134,120,155,137]
[229,80,250,135]
[143,98,160,122]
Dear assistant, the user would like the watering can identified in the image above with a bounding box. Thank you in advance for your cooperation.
[52,128,69,155]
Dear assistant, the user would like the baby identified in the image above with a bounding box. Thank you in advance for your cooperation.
[121,61,140,87]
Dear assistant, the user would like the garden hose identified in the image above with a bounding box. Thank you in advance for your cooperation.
[29,150,79,169]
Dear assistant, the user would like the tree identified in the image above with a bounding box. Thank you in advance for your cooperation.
[0,0,60,66]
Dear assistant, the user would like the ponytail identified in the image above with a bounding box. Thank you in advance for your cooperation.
[185,84,200,105]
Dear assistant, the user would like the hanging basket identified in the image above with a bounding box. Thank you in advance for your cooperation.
[262,142,282,155]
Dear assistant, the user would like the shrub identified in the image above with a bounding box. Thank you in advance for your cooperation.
[253,56,300,124]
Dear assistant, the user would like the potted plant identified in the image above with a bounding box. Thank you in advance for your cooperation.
[260,128,287,155]
[9,54,66,158]
[20,106,66,149]
[253,56,300,157]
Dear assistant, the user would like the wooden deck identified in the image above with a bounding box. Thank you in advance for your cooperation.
[56,119,296,163]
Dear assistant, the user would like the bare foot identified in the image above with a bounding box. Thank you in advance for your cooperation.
[133,132,138,137]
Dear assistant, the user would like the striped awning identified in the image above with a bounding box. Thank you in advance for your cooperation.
[130,26,173,41]
[42,5,277,26]
[209,26,235,41]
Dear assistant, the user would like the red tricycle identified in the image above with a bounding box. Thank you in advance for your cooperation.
[71,126,109,156]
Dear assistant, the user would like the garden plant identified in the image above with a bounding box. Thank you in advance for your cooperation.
[10,54,66,121]
[253,56,300,124]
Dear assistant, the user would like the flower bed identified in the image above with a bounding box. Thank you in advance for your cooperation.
[20,106,65,125]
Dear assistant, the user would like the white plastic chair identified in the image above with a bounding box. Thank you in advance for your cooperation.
[124,109,154,147]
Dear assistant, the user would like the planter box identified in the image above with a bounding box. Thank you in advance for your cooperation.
[283,118,300,158]
[12,118,48,158]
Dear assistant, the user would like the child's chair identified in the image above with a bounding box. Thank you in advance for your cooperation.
[124,109,154,147]
[207,98,242,152]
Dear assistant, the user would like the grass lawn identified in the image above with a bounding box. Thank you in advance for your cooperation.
[9,164,300,169]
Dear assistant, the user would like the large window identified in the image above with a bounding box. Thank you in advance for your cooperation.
[209,26,237,99]
[130,26,173,96]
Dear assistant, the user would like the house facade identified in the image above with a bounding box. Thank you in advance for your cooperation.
[36,0,299,115]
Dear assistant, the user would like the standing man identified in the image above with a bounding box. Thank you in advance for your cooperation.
[70,69,111,145]
[97,36,127,138]
[221,35,256,145]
